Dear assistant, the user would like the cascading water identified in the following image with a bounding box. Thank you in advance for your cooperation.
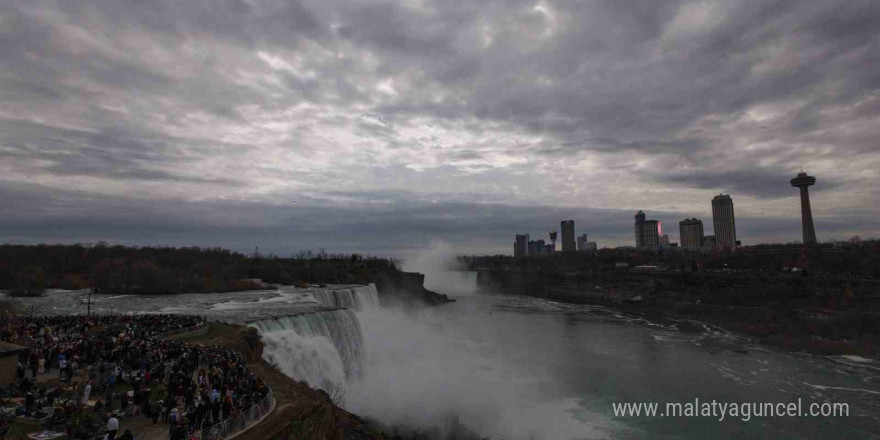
[310,283,380,310]
[251,309,366,390]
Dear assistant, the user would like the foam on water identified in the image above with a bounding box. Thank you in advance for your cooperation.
[251,309,365,380]
[309,284,379,310]
[803,383,880,395]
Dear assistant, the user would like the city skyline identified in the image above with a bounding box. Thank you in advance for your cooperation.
[1,1,879,257]
[509,177,835,256]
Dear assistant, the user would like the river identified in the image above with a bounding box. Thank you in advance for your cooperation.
[345,288,880,439]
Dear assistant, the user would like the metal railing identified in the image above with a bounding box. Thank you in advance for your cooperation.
[187,387,275,440]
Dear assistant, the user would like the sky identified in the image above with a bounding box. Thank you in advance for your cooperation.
[1,0,879,257]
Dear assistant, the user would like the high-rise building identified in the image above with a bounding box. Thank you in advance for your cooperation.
[712,194,737,250]
[635,211,646,247]
[549,231,557,252]
[790,172,818,245]
[586,242,598,251]
[528,240,544,257]
[634,211,661,248]
[576,234,589,252]
[561,220,576,252]
[514,234,529,258]
[679,218,704,250]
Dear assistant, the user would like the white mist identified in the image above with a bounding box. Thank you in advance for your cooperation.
[344,242,616,439]
[347,301,615,439]
[401,240,479,296]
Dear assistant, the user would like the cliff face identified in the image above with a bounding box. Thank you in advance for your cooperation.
[178,323,391,440]
[372,270,454,307]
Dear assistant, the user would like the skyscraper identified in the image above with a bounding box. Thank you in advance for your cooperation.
[576,234,589,252]
[790,171,818,245]
[514,234,529,258]
[679,218,704,250]
[711,194,737,250]
[634,211,661,248]
[528,240,542,257]
[634,211,646,247]
[561,220,576,252]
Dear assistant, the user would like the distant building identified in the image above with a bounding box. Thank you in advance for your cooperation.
[702,235,715,249]
[538,239,549,256]
[576,234,589,252]
[528,240,540,257]
[514,234,529,258]
[790,171,818,245]
[634,211,661,248]
[659,234,670,246]
[679,218,704,250]
[712,194,737,250]
[634,211,645,247]
[524,239,553,257]
[586,241,598,251]
[561,220,576,252]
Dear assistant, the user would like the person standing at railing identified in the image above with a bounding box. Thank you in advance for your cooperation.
[221,396,232,422]
[169,406,178,438]
[106,414,119,440]
[211,396,221,425]
[152,399,162,424]
[82,380,92,404]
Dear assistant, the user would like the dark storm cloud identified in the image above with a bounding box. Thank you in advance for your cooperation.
[653,168,844,200]
[1,0,879,252]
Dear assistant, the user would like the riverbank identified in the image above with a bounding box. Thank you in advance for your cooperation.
[476,268,880,358]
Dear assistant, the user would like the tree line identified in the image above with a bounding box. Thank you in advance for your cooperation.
[0,243,397,296]
[462,239,880,279]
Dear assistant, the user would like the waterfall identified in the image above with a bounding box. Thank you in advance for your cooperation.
[252,309,366,390]
[310,283,379,310]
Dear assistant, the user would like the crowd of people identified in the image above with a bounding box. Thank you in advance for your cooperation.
[2,314,270,440]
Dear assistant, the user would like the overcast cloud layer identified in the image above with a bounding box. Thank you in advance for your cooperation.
[2,0,879,256]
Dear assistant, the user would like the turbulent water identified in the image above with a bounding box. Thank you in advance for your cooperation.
[309,284,380,310]
[252,309,366,385]
[251,278,880,440]
[4,283,379,320]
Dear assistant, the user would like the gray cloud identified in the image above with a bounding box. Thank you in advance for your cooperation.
[2,183,875,257]
[1,0,879,253]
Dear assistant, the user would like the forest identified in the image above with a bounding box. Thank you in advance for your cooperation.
[0,243,397,296]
